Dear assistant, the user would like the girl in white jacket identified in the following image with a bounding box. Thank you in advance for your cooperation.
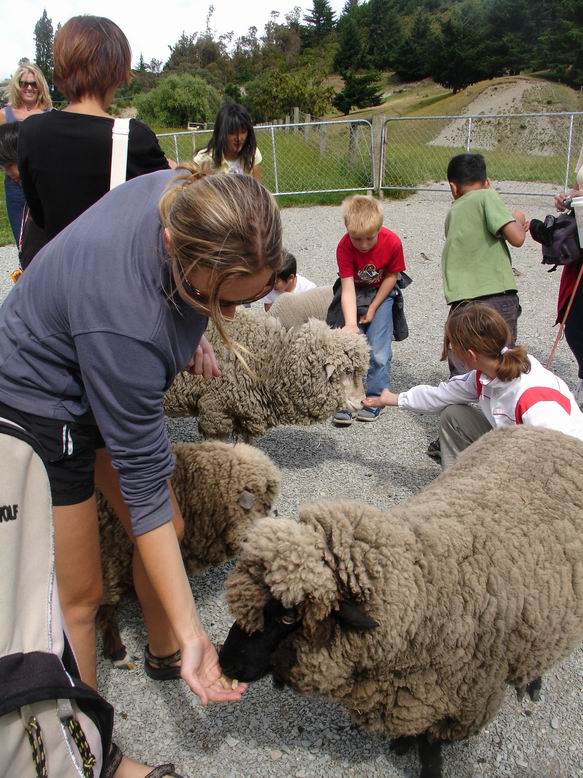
[363,302,583,468]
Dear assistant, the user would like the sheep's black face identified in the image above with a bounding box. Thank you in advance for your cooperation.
[219,599,301,682]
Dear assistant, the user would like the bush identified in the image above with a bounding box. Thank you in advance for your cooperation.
[135,73,222,128]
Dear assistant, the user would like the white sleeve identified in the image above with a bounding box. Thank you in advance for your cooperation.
[259,289,279,305]
[521,400,576,435]
[398,372,480,413]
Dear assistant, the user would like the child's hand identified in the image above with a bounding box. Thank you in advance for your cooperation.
[512,210,530,234]
[342,323,360,334]
[358,309,375,325]
[363,389,399,408]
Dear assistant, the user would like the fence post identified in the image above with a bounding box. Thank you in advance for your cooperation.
[304,113,311,142]
[466,117,473,151]
[348,122,358,167]
[565,113,575,191]
[173,134,180,164]
[372,115,384,195]
[293,106,300,132]
[319,122,326,159]
[285,115,290,133]
[270,126,280,194]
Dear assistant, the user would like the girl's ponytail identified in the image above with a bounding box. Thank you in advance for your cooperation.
[496,344,530,381]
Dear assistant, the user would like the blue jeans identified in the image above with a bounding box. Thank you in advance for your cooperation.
[359,294,395,396]
[4,176,25,244]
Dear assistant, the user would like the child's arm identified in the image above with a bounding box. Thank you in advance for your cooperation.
[500,211,529,247]
[359,273,398,325]
[340,276,359,333]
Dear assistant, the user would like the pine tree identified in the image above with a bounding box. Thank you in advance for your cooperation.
[367,0,403,71]
[333,70,383,114]
[431,3,487,93]
[483,0,533,77]
[394,10,435,81]
[303,0,336,47]
[34,9,54,86]
[334,14,368,73]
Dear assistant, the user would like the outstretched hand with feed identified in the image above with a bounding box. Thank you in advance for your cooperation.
[181,632,247,705]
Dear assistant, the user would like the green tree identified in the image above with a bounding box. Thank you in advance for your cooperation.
[483,0,533,77]
[537,0,583,86]
[244,68,333,121]
[34,9,54,86]
[332,70,383,113]
[367,0,403,70]
[165,32,199,71]
[135,73,222,127]
[431,3,487,93]
[334,13,368,72]
[394,10,435,81]
[303,0,336,47]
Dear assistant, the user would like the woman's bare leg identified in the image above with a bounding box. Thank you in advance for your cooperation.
[95,449,184,658]
[53,497,102,689]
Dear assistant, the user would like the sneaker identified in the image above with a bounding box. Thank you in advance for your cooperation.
[356,406,384,422]
[573,379,583,406]
[333,409,354,426]
[426,438,441,461]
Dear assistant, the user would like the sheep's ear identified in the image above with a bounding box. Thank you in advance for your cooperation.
[238,489,256,510]
[335,598,379,631]
[325,363,335,380]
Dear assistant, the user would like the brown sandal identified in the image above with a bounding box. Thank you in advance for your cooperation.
[104,742,184,778]
[144,645,182,681]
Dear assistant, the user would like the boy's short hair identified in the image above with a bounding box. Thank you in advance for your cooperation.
[0,123,19,167]
[341,195,383,234]
[277,250,297,281]
[447,153,487,186]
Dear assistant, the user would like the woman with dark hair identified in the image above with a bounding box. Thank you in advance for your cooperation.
[18,15,170,241]
[194,102,262,181]
[0,63,52,242]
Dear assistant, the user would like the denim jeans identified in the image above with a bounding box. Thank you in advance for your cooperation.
[4,176,25,244]
[359,293,395,396]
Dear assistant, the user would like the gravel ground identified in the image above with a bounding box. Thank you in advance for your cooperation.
[2,186,582,778]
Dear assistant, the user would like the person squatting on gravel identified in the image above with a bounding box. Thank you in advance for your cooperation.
[328,194,406,425]
[363,303,583,469]
[0,168,283,777]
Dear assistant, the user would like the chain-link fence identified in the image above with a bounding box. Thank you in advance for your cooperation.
[157,119,375,196]
[380,112,583,197]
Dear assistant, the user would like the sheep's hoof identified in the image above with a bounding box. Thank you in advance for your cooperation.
[110,647,136,670]
[527,676,542,702]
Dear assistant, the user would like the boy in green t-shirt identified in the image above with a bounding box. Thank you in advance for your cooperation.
[426,153,529,462]
[442,152,529,351]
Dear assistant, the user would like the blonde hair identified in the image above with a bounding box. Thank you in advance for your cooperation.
[160,166,283,358]
[341,195,384,234]
[9,64,52,110]
[441,303,530,381]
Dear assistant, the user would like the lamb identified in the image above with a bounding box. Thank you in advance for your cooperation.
[97,440,280,666]
[163,308,369,440]
[266,286,333,329]
[219,426,583,778]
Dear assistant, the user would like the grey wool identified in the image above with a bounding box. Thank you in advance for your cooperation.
[98,440,280,659]
[164,308,369,440]
[224,426,583,743]
[267,286,333,329]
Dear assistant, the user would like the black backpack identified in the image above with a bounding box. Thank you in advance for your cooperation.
[0,418,113,777]
[530,210,583,272]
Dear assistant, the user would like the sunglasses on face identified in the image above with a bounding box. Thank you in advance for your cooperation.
[183,272,276,308]
[19,80,38,90]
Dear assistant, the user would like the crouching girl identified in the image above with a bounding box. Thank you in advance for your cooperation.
[363,302,583,468]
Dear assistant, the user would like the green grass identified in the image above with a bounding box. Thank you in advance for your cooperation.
[0,177,14,247]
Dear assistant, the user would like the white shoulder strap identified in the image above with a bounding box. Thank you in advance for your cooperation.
[110,118,131,190]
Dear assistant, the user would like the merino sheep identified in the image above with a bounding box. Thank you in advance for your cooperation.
[164,308,369,440]
[98,440,280,666]
[219,427,583,778]
[266,286,333,329]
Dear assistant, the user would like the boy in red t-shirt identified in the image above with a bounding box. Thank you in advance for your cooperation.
[332,195,406,424]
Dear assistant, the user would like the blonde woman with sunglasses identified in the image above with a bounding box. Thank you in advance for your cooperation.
[0,63,52,242]
[0,167,282,777]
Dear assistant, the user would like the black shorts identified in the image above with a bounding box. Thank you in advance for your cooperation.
[0,401,105,506]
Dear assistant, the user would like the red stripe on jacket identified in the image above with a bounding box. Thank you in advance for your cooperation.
[475,370,483,399]
[515,387,571,424]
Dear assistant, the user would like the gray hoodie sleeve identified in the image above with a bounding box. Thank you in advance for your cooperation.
[74,330,176,536]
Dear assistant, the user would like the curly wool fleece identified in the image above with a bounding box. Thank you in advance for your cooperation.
[225,426,583,743]
[163,308,369,439]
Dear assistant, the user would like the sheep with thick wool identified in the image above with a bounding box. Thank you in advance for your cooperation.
[266,286,333,329]
[219,427,583,777]
[163,308,369,440]
[98,440,280,665]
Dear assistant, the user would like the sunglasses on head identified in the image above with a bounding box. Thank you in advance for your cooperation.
[182,271,276,308]
[19,80,38,90]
